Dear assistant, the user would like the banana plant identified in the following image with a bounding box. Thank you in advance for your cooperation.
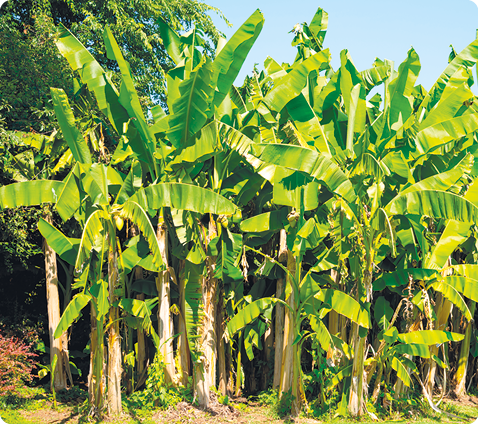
[0,85,98,393]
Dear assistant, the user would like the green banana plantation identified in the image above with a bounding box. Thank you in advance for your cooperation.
[2,6,478,421]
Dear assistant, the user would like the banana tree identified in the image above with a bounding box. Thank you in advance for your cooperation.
[0,84,98,392]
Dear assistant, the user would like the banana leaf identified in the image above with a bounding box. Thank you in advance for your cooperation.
[50,88,92,164]
[54,293,91,339]
[252,144,357,203]
[385,190,478,224]
[131,183,237,215]
[397,330,464,345]
[0,180,64,210]
[167,57,215,149]
[38,218,80,265]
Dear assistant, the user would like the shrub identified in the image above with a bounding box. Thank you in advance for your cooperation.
[0,332,37,397]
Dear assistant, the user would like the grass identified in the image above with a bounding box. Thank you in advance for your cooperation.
[0,385,477,424]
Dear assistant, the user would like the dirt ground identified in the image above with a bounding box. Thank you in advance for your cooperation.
[8,394,478,424]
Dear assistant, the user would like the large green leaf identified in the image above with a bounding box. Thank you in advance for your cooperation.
[240,208,288,233]
[392,356,412,387]
[75,209,107,272]
[426,220,470,269]
[393,343,430,358]
[416,113,478,155]
[131,183,237,215]
[373,268,439,290]
[121,201,163,270]
[54,293,90,338]
[50,88,92,164]
[286,94,331,157]
[103,27,157,173]
[81,163,109,206]
[309,315,333,351]
[400,155,472,196]
[435,276,478,303]
[55,165,82,221]
[157,16,182,64]
[115,161,142,205]
[38,218,80,265]
[167,58,215,148]
[119,298,154,333]
[227,298,283,337]
[89,280,109,319]
[397,330,464,345]
[425,38,478,110]
[167,121,221,169]
[314,289,370,329]
[450,264,478,280]
[211,229,243,285]
[211,10,264,110]
[385,190,478,224]
[252,144,357,203]
[0,180,64,209]
[263,49,330,113]
[360,64,390,93]
[55,24,129,133]
[381,48,420,141]
[419,82,474,131]
[429,279,472,320]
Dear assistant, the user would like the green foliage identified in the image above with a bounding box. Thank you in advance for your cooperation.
[125,353,186,412]
[254,388,296,418]
[1,0,228,108]
[0,12,72,133]
[0,207,43,275]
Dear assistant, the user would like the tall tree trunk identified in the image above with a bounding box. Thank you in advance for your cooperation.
[454,300,476,396]
[217,286,228,395]
[156,215,176,384]
[327,269,341,366]
[273,229,287,389]
[261,322,274,390]
[130,225,148,387]
[279,250,303,415]
[235,331,243,396]
[177,260,191,387]
[43,210,68,391]
[426,295,453,396]
[426,259,454,397]
[88,305,105,411]
[273,278,285,389]
[348,258,373,417]
[196,219,218,407]
[107,234,122,414]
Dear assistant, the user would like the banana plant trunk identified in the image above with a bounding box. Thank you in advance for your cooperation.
[177,260,191,387]
[43,210,68,392]
[273,277,285,389]
[156,215,176,384]
[261,320,273,390]
[273,229,287,389]
[426,295,453,396]
[107,233,122,414]
[327,269,340,366]
[216,286,228,395]
[348,253,373,417]
[195,219,218,407]
[454,300,476,396]
[279,250,303,415]
[131,226,148,385]
[88,304,105,412]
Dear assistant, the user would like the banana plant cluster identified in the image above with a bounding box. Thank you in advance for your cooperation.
[1,6,478,419]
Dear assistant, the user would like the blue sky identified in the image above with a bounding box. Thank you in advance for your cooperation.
[206,0,478,90]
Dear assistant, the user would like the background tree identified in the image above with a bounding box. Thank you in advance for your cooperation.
[0,0,228,108]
